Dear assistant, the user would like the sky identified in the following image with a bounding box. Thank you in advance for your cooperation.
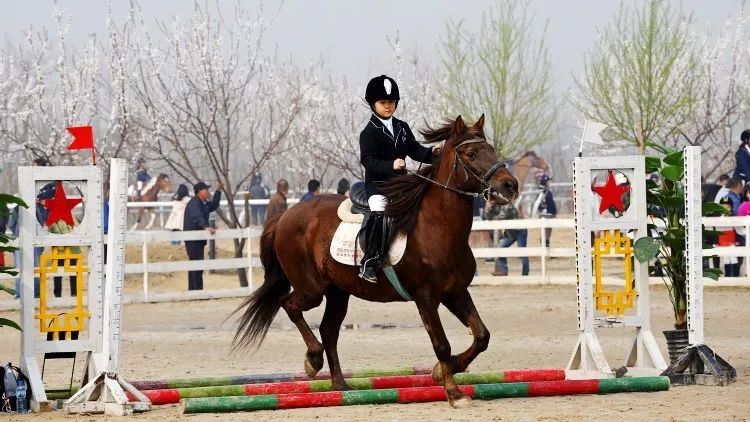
[1,0,744,179]
[3,0,742,92]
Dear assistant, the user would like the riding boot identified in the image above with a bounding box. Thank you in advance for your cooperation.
[359,211,385,283]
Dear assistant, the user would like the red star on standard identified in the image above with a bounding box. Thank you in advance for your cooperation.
[592,170,630,214]
[44,181,82,227]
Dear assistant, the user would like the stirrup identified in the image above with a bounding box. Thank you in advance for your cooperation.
[359,260,378,283]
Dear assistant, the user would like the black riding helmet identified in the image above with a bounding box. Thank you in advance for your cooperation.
[365,75,400,111]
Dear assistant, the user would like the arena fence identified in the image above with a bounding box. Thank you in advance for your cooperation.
[2,215,749,310]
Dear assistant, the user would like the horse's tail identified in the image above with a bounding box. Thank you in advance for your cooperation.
[231,214,290,349]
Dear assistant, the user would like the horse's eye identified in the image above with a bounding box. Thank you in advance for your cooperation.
[467,152,477,160]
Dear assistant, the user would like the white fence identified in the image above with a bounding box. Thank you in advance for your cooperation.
[2,215,749,310]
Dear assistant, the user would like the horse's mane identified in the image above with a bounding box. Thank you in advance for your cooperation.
[380,118,484,234]
[141,177,159,194]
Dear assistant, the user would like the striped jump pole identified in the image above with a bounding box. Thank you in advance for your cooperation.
[182,377,670,414]
[141,369,565,405]
[130,366,430,390]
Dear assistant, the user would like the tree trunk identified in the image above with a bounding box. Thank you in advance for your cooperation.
[234,237,248,288]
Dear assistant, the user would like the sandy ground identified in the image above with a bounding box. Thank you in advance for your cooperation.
[1,284,748,421]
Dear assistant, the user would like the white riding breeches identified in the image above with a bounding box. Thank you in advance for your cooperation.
[368,194,388,212]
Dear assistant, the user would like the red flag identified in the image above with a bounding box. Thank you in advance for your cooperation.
[66,125,96,164]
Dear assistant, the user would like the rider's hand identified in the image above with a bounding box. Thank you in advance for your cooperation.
[432,145,441,155]
[393,158,406,171]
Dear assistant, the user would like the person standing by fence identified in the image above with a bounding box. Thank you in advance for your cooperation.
[300,179,320,202]
[485,200,529,276]
[249,173,270,225]
[534,175,557,247]
[266,179,289,221]
[183,181,222,290]
[165,184,190,245]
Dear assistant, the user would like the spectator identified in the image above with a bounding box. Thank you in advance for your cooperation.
[183,181,222,290]
[266,179,289,221]
[733,129,750,183]
[473,196,485,221]
[134,159,152,199]
[713,174,731,203]
[718,197,740,277]
[742,182,750,204]
[725,178,743,216]
[485,200,528,276]
[249,173,270,225]
[300,179,320,202]
[534,175,557,247]
[165,184,190,245]
[336,178,351,197]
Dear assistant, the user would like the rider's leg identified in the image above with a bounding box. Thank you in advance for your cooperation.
[359,195,387,283]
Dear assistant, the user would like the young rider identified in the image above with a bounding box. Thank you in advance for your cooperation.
[358,75,440,282]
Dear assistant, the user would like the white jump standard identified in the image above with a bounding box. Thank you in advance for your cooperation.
[567,155,667,377]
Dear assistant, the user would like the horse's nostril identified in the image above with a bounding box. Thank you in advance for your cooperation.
[504,180,518,192]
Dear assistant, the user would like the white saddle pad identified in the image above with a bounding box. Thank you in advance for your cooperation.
[330,222,407,266]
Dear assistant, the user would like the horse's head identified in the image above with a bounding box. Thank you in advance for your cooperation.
[156,173,172,192]
[436,115,518,204]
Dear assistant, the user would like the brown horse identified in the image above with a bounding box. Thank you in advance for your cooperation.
[233,115,518,408]
[512,151,549,193]
[129,173,171,230]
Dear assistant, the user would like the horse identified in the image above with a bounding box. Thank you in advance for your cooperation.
[512,151,549,193]
[128,173,171,230]
[232,115,519,408]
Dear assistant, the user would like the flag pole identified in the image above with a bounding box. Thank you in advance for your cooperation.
[91,148,96,166]
[578,120,588,157]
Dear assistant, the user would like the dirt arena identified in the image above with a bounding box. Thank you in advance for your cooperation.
[1,283,748,421]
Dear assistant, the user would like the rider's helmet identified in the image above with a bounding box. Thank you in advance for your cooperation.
[365,75,400,111]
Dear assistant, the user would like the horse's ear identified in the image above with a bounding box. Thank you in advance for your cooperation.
[453,115,467,134]
[474,114,485,130]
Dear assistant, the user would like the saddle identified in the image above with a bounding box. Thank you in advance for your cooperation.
[349,182,369,215]
[331,184,406,267]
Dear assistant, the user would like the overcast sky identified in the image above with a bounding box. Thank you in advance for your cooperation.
[3,0,742,93]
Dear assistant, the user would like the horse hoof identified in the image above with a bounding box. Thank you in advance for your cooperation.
[449,395,472,409]
[304,358,319,378]
[432,362,444,384]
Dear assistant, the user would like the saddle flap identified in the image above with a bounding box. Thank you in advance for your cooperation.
[330,222,407,267]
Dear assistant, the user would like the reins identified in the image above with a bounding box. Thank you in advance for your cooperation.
[406,138,506,201]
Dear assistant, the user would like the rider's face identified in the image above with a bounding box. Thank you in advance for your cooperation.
[374,100,396,118]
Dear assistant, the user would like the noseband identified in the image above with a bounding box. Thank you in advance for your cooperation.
[409,138,507,201]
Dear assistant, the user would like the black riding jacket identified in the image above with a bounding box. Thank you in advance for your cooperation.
[359,114,433,197]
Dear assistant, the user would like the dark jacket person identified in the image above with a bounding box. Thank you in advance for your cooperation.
[183,181,222,290]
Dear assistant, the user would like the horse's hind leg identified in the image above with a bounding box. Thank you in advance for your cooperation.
[280,289,325,378]
[414,291,471,408]
[320,287,350,390]
[433,288,490,382]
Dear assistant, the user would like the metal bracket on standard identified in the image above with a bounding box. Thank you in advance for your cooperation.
[661,344,737,386]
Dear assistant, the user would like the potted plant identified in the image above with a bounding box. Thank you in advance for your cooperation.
[0,191,27,331]
[633,144,725,363]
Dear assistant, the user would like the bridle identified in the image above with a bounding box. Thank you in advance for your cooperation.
[407,138,508,201]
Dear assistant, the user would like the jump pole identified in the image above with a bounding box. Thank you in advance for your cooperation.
[130,366,432,390]
[181,376,670,414]
[137,369,566,406]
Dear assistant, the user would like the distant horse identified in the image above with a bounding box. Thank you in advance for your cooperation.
[128,173,171,230]
[232,115,519,408]
[511,151,549,193]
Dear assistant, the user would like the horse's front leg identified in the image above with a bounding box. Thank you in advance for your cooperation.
[145,209,157,230]
[433,288,490,381]
[414,290,471,408]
